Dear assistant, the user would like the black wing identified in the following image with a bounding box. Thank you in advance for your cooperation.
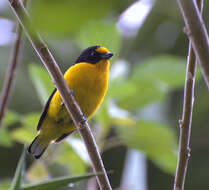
[37,88,57,131]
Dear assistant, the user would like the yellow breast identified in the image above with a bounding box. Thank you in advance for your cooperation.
[48,59,109,119]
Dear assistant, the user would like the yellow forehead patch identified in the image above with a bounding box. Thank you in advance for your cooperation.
[96,46,109,54]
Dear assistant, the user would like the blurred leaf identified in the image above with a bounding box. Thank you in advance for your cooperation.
[21,113,40,129]
[56,142,87,175]
[10,146,26,190]
[29,0,126,35]
[132,55,201,89]
[0,127,13,147]
[66,138,90,164]
[151,151,177,174]
[11,112,40,144]
[95,99,135,139]
[11,128,34,144]
[26,162,48,183]
[132,55,186,88]
[23,173,101,190]
[110,79,167,109]
[28,64,54,105]
[78,21,121,59]
[117,120,177,174]
[95,102,111,128]
[111,117,135,127]
[0,180,10,190]
[94,101,112,138]
[1,111,20,127]
[47,161,70,178]
[110,55,200,110]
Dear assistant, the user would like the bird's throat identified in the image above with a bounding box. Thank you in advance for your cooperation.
[95,59,110,72]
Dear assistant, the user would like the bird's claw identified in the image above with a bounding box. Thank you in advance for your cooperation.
[68,89,75,97]
[60,101,64,106]
[60,89,74,106]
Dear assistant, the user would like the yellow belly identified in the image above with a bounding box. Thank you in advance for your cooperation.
[37,59,110,145]
[48,60,109,123]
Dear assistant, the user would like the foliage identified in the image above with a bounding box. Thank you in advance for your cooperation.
[10,146,26,190]
[9,147,101,190]
[116,120,177,174]
[23,173,101,190]
[28,64,54,105]
[28,0,132,35]
[110,55,201,110]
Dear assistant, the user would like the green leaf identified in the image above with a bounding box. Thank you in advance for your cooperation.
[151,151,177,174]
[29,0,125,35]
[0,127,13,147]
[11,113,40,144]
[78,21,121,59]
[23,173,102,190]
[21,113,40,129]
[26,162,48,182]
[1,111,20,127]
[10,146,26,190]
[132,55,187,88]
[110,55,201,110]
[0,180,10,190]
[94,100,113,138]
[117,120,177,174]
[110,79,167,109]
[55,142,87,175]
[0,111,19,147]
[28,64,53,105]
[111,117,135,127]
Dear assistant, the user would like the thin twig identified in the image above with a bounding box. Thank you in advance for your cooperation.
[0,17,23,127]
[173,1,203,190]
[7,1,112,190]
[0,0,27,127]
[176,0,209,89]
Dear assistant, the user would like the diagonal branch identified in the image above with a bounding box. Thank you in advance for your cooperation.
[7,0,112,190]
[176,0,209,90]
[173,1,203,190]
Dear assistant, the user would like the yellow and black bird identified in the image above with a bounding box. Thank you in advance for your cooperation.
[28,46,113,159]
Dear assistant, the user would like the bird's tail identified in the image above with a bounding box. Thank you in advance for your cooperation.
[28,136,48,159]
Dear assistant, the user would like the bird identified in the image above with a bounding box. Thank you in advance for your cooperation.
[28,45,113,159]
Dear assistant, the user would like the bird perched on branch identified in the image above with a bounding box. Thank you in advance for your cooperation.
[28,46,113,159]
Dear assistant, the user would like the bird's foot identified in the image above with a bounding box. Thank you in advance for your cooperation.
[60,89,74,106]
[80,114,87,125]
[60,101,64,106]
[68,89,75,97]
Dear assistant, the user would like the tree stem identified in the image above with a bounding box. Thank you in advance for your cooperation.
[173,1,203,190]
[0,0,25,126]
[176,0,209,89]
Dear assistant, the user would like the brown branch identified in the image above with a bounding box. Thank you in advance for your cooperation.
[0,0,26,127]
[176,0,209,89]
[7,0,112,190]
[173,1,203,190]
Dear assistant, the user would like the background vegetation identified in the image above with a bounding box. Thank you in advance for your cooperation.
[0,0,209,189]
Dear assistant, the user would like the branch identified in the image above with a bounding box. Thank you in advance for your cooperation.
[7,1,112,190]
[173,1,203,190]
[0,0,27,126]
[176,0,209,89]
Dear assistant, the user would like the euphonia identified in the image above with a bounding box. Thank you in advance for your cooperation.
[28,46,113,159]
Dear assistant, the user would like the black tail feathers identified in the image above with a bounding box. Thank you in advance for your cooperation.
[28,137,48,159]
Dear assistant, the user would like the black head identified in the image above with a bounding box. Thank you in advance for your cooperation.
[75,46,113,64]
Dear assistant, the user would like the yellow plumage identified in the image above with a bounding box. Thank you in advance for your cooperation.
[28,46,113,159]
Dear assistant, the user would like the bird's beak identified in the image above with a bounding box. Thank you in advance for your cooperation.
[101,52,114,59]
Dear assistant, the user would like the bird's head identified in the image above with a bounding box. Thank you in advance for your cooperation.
[75,46,113,64]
